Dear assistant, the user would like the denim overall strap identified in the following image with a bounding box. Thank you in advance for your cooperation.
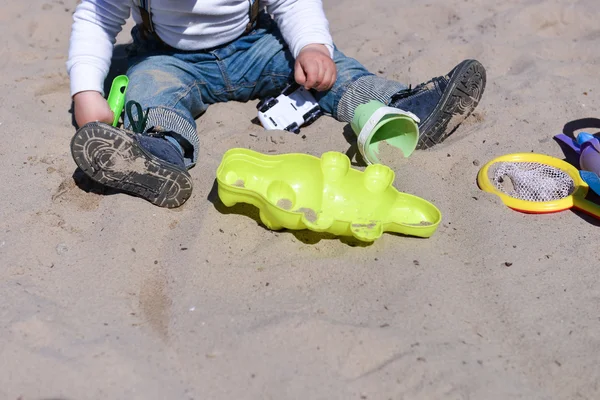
[137,0,155,34]
[136,0,260,36]
[134,0,167,45]
[246,0,260,33]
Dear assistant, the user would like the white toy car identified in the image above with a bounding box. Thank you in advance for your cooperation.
[257,83,323,134]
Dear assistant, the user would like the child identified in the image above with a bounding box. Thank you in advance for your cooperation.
[67,0,486,208]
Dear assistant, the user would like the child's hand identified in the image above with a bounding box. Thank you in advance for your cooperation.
[295,44,337,92]
[73,91,114,128]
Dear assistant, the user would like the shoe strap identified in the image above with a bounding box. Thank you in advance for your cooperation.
[125,100,150,134]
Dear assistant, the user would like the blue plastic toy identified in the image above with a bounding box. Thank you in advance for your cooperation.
[555,132,600,196]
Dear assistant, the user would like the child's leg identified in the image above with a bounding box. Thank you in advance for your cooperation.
[253,43,485,149]
[207,13,404,115]
[333,57,486,149]
[70,51,207,208]
[215,19,405,116]
[226,15,484,149]
[311,49,407,123]
[123,54,207,167]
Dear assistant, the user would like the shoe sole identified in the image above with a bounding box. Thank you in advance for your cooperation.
[417,59,486,149]
[70,122,193,208]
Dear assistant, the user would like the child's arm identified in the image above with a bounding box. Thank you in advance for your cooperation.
[266,0,337,91]
[66,0,130,127]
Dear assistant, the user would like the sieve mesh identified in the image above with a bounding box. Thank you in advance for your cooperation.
[490,161,575,202]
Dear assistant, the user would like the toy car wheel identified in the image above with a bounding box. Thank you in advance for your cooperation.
[256,98,268,111]
[282,83,301,96]
[304,113,317,126]
[302,106,323,126]
[258,98,278,113]
[284,122,300,134]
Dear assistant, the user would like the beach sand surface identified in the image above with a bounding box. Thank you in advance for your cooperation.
[1,0,600,399]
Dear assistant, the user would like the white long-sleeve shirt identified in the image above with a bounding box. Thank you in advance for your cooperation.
[66,0,334,96]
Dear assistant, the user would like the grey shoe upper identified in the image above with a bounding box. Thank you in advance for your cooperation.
[124,99,187,169]
[389,59,486,149]
[389,72,452,124]
[136,134,186,169]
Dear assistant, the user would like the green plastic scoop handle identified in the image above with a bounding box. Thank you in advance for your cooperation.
[106,75,129,127]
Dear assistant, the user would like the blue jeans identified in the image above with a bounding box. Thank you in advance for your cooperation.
[124,13,407,167]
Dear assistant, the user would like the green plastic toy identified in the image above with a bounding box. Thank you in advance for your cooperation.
[351,100,420,165]
[216,148,441,242]
[106,75,129,127]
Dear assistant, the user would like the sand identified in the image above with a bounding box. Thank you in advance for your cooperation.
[2,0,600,399]
[295,207,318,223]
[276,198,293,210]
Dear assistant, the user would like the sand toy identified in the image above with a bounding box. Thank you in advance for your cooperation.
[477,152,600,219]
[555,132,600,196]
[106,75,129,127]
[350,100,420,165]
[216,148,441,242]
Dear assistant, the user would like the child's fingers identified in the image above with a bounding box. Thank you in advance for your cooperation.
[315,61,327,90]
[295,51,336,90]
[328,64,338,88]
[294,60,307,86]
[300,57,321,90]
[328,66,338,89]
[319,66,335,91]
[74,91,115,127]
[302,61,320,89]
[316,61,336,91]
[103,109,115,125]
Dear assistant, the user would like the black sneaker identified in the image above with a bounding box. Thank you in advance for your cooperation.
[70,122,193,208]
[390,59,486,149]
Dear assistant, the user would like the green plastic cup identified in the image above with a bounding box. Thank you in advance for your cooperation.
[106,75,129,127]
[351,100,420,165]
